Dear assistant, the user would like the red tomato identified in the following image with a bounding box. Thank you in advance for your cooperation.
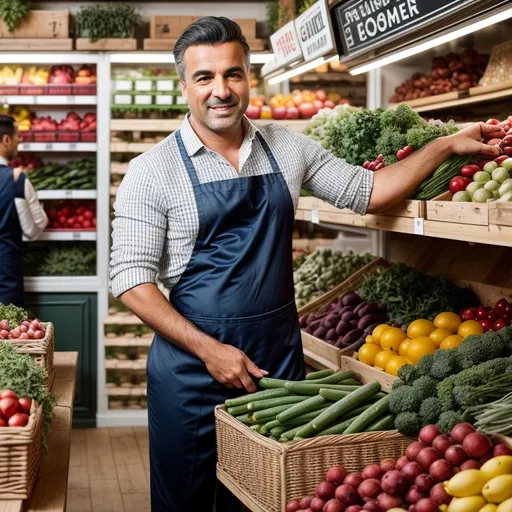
[493,318,510,331]
[487,309,497,322]
[73,223,82,229]
[8,413,29,427]
[58,216,66,224]
[460,165,480,178]
[494,298,509,316]
[18,397,31,415]
[0,416,6,427]
[0,398,20,419]
[77,215,84,223]
[480,319,493,332]
[82,220,91,229]
[83,210,94,220]
[461,308,477,321]
[477,306,489,321]
[0,390,17,400]
[449,176,471,194]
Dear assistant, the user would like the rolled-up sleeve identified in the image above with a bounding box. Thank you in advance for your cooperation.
[110,157,167,298]
[299,134,374,214]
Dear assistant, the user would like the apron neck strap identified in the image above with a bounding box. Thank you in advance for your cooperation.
[255,132,281,175]
[175,129,200,187]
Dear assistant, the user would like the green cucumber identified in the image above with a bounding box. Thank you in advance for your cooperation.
[281,424,307,441]
[270,425,289,437]
[225,388,289,407]
[252,403,296,422]
[306,369,334,380]
[316,417,356,436]
[247,395,308,411]
[277,394,326,423]
[284,382,360,395]
[320,389,385,401]
[339,378,361,386]
[312,381,382,431]
[234,414,252,425]
[294,420,316,439]
[343,394,390,434]
[259,377,288,389]
[227,404,250,415]
[365,414,395,432]
[309,371,354,384]
[250,424,261,433]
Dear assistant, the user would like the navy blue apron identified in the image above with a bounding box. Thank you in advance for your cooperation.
[0,165,24,307]
[147,129,304,511]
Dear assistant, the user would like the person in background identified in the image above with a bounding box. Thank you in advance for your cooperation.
[0,115,47,306]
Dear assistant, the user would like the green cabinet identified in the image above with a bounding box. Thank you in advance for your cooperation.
[25,292,97,427]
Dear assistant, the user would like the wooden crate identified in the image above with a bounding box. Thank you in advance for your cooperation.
[144,38,265,51]
[149,15,198,39]
[216,365,412,512]
[426,191,490,226]
[340,355,397,392]
[233,18,257,40]
[299,258,391,369]
[0,10,69,39]
[76,39,137,51]
[389,91,459,110]
[489,201,512,228]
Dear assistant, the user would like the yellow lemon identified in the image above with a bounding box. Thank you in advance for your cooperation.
[365,335,380,346]
[374,350,393,370]
[358,344,382,366]
[372,324,391,343]
[380,327,407,352]
[458,320,484,338]
[407,337,436,365]
[430,328,453,347]
[479,505,498,512]
[385,355,409,376]
[445,470,487,497]
[399,339,411,357]
[434,312,463,333]
[497,497,512,512]
[482,475,512,503]
[481,456,512,481]
[440,334,464,350]
[407,319,436,339]
[448,496,487,512]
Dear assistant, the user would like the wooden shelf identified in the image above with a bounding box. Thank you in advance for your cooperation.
[0,352,78,512]
[105,359,147,370]
[104,314,144,325]
[296,197,512,248]
[291,72,366,84]
[106,386,147,397]
[110,142,154,153]
[104,337,152,347]
[111,162,129,175]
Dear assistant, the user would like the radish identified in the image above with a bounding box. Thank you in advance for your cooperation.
[27,329,35,339]
[34,330,45,339]
[0,320,9,330]
[286,500,301,512]
[362,464,383,480]
[8,413,28,427]
[18,397,31,415]
[335,484,358,505]
[19,325,27,333]
[0,390,17,400]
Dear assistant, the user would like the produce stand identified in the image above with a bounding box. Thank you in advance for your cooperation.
[0,351,78,512]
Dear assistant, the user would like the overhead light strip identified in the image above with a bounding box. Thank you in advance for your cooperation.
[349,6,512,75]
[268,55,339,85]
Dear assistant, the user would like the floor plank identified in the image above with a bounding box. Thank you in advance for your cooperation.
[89,480,125,512]
[68,465,90,489]
[66,488,92,512]
[110,435,143,466]
[121,493,150,512]
[115,464,149,494]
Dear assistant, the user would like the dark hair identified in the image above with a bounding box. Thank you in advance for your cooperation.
[0,115,15,140]
[174,16,250,80]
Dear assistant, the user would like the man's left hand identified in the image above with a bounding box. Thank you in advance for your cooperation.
[447,122,506,157]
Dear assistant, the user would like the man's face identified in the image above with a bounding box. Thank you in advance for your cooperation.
[2,126,19,160]
[180,42,250,132]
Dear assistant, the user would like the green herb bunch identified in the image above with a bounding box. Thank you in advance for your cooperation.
[0,303,28,328]
[0,0,30,33]
[266,0,292,34]
[23,243,96,276]
[0,343,56,452]
[77,4,141,41]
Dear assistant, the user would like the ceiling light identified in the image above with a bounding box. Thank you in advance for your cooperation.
[349,6,512,75]
[268,55,339,85]
[250,53,275,64]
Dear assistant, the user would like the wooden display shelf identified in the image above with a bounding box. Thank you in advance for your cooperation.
[296,197,512,248]
[104,314,144,325]
[76,38,137,51]
[110,162,129,175]
[0,39,73,51]
[105,359,147,370]
[426,191,490,227]
[111,142,154,153]
[290,72,366,84]
[106,386,147,397]
[0,352,78,512]
[143,38,266,51]
[104,336,152,347]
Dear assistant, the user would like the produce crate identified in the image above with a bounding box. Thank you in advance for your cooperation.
[47,84,72,95]
[5,323,55,388]
[20,131,34,143]
[33,131,57,143]
[19,85,46,96]
[299,258,391,370]
[72,84,97,95]
[0,10,69,39]
[0,85,21,95]
[426,191,490,226]
[489,201,512,229]
[0,401,43,499]
[56,131,80,143]
[216,405,411,512]
[81,132,97,143]
[339,355,397,392]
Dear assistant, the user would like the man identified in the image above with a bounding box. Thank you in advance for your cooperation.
[0,115,47,306]
[110,17,503,512]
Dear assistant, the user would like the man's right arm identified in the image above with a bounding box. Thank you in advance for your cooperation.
[110,158,266,392]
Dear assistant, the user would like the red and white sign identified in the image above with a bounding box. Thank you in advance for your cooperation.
[270,21,304,68]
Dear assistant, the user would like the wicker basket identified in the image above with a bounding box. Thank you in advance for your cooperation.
[5,322,55,388]
[0,401,43,499]
[216,406,411,512]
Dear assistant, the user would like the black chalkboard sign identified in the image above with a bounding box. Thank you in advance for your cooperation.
[332,0,477,57]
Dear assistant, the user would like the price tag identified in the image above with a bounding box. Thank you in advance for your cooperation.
[69,143,77,151]
[45,143,53,151]
[72,232,82,241]
[22,143,30,151]
[311,209,320,224]
[64,190,73,199]
[414,217,424,236]
[67,95,75,104]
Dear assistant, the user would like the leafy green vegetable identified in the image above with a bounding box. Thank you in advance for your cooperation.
[380,103,425,133]
[23,243,96,276]
[0,303,28,328]
[0,343,55,452]
[28,157,96,191]
[406,122,458,149]
[0,0,30,33]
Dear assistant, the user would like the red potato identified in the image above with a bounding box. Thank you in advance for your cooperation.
[380,459,396,472]
[19,333,29,340]
[402,462,423,484]
[362,500,379,512]
[18,397,31,415]
[326,466,346,486]
[415,474,434,493]
[396,456,410,471]
[310,497,326,512]
[19,325,27,333]
[345,507,362,512]
[444,445,467,466]
[357,479,381,500]
[429,460,454,482]
[406,486,427,504]
[377,492,403,510]
[432,435,452,455]
[381,470,407,496]
[429,483,451,505]
[419,426,441,446]
[493,444,512,457]
[362,465,384,481]
[286,500,301,512]
[323,499,344,512]
[462,432,491,459]
[0,416,6,427]
[415,498,440,512]
[0,398,20,419]
[344,473,363,488]
[335,484,358,506]
[406,442,425,461]
[416,448,441,471]
[301,497,313,509]
[460,459,481,471]
[316,482,336,501]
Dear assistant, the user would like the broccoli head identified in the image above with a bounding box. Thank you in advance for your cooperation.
[392,379,406,391]
[412,375,439,400]
[452,385,475,408]
[405,122,458,150]
[417,353,434,376]
[389,385,422,415]
[429,349,459,380]
[419,397,442,425]
[437,410,463,435]
[456,335,487,369]
[397,364,419,384]
[483,330,509,360]
[381,103,424,133]
[394,411,422,436]
[375,128,407,161]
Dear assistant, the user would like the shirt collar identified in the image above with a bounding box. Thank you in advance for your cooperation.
[0,156,8,166]
[179,112,259,157]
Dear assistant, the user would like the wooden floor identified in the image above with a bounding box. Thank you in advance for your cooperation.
[67,427,150,512]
